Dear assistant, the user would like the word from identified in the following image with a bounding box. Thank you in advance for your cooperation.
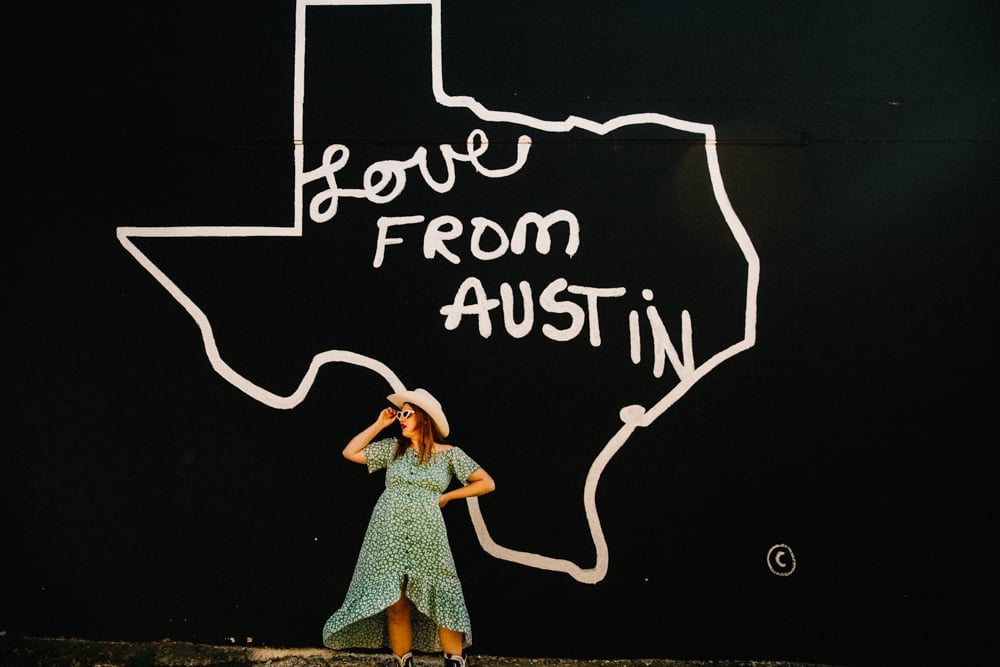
[373,210,579,268]
[303,128,532,223]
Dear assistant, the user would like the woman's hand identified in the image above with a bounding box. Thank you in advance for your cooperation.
[342,408,398,464]
[376,407,398,429]
[438,468,496,508]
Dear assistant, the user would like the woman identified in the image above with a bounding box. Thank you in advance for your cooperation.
[322,388,496,667]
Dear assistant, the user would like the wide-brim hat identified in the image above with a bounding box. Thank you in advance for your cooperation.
[387,387,450,438]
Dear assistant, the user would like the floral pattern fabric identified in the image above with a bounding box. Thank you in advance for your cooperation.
[322,437,481,652]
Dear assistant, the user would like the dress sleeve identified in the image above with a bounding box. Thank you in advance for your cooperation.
[448,447,482,485]
[365,437,398,473]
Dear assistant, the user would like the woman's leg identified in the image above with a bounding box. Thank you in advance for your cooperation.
[439,626,465,659]
[387,583,413,659]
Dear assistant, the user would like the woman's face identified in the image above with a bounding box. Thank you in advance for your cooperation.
[398,403,419,439]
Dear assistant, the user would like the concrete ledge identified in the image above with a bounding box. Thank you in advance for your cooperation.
[0,635,849,667]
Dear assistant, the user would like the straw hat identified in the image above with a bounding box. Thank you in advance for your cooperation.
[387,387,450,438]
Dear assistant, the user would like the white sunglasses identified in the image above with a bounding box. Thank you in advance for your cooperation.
[395,409,414,420]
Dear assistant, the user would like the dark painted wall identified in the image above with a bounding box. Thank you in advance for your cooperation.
[7,1,997,665]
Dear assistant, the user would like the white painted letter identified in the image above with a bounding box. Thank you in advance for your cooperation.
[540,278,585,342]
[374,215,424,268]
[628,310,641,364]
[642,290,693,380]
[500,281,535,339]
[440,277,501,338]
[470,216,511,261]
[424,215,463,264]
[511,210,580,257]
[363,158,408,204]
[304,144,352,223]
[567,284,627,347]
[465,128,533,178]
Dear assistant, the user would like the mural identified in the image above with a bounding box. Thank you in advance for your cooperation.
[9,0,997,664]
[116,0,758,585]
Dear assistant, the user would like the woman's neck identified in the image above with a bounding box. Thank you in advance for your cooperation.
[409,439,435,451]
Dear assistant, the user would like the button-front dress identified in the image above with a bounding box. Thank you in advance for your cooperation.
[322,437,482,652]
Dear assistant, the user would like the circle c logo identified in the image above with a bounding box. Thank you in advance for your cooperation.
[767,543,797,576]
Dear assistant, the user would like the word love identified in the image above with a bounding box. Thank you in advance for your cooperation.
[303,128,532,223]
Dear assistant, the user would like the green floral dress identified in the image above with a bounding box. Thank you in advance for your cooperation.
[322,438,482,652]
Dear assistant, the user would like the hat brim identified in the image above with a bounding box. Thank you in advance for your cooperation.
[387,388,450,438]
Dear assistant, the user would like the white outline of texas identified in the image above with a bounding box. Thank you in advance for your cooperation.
[116,0,760,584]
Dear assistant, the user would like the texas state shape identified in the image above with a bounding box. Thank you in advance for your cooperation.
[117,0,759,584]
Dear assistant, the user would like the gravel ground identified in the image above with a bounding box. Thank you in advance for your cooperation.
[0,635,850,667]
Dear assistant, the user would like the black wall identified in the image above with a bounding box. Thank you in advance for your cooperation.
[8,1,998,665]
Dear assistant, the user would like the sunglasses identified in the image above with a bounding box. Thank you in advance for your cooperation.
[395,409,414,420]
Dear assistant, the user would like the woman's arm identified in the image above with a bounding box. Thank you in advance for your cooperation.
[342,408,397,464]
[439,467,496,507]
